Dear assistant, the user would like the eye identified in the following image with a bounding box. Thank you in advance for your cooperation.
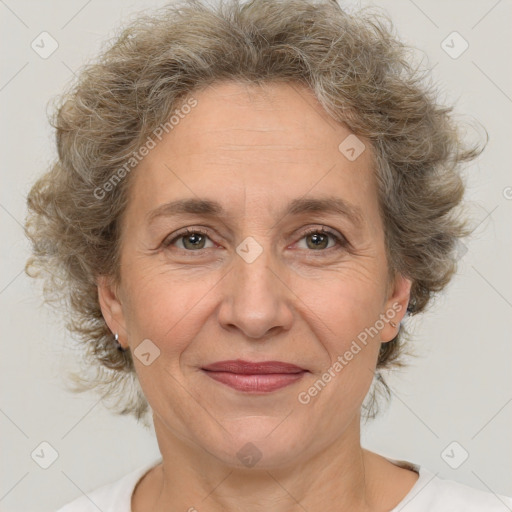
[295,227,348,252]
[162,228,215,251]
[161,226,348,254]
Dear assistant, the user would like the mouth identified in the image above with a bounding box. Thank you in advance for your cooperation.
[201,359,308,393]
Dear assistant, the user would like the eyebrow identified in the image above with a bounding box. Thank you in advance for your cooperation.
[147,196,364,227]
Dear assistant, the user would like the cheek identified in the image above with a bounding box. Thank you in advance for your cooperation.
[297,268,388,340]
[121,265,217,354]
[298,280,383,416]
[291,269,386,400]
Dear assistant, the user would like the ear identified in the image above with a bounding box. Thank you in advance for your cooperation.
[380,272,412,343]
[97,275,128,349]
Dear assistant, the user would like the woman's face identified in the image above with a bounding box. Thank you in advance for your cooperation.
[99,81,411,468]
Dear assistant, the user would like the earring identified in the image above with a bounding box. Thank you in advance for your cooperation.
[114,333,126,352]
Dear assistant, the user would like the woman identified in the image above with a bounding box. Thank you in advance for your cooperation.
[25,0,511,510]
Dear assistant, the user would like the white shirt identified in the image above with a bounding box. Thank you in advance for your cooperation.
[56,457,512,511]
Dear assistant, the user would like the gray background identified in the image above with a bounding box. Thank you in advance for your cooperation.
[1,0,511,510]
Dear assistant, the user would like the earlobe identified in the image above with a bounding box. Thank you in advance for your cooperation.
[381,273,412,343]
[97,275,127,344]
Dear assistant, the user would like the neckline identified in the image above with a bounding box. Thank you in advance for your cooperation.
[129,457,430,512]
[384,457,434,512]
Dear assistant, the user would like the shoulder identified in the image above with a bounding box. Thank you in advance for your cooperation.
[55,458,162,512]
[393,464,512,512]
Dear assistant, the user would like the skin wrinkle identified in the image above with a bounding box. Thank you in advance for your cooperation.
[97,81,417,512]
[218,144,313,150]
[144,196,366,243]
[24,0,481,429]
[22,2,485,508]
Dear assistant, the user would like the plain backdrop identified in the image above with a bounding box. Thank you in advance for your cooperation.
[1,0,511,510]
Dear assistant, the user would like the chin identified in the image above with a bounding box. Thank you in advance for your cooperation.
[203,416,308,470]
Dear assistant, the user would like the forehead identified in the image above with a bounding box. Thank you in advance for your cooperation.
[126,80,378,224]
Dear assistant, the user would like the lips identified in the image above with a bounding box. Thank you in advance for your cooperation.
[201,359,307,393]
[202,360,305,374]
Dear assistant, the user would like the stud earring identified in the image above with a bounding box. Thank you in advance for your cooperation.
[114,333,126,352]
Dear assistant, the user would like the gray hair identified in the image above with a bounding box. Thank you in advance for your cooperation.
[25,0,483,423]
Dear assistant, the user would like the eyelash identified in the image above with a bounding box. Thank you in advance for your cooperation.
[162,226,348,255]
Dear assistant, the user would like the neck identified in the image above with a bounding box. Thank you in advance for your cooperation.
[146,413,375,512]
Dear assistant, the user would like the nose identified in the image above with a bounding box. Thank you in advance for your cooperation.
[217,241,294,340]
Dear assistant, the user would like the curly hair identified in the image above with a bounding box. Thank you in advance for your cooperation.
[25,0,483,423]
